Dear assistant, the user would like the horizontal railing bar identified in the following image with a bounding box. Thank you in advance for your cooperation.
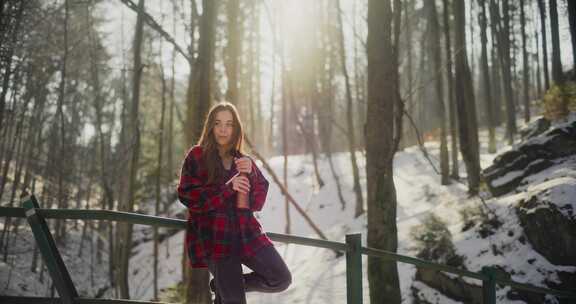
[267,232,348,252]
[76,298,172,304]
[361,247,487,281]
[40,209,186,229]
[0,296,58,304]
[496,277,576,299]
[0,207,186,229]
[0,206,26,217]
[0,296,172,304]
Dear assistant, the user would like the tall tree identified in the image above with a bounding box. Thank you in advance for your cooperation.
[53,0,70,243]
[536,0,550,90]
[224,0,241,105]
[442,0,459,179]
[184,1,218,303]
[0,0,25,131]
[478,0,496,153]
[520,0,531,122]
[490,0,516,144]
[86,2,115,286]
[549,0,563,85]
[116,0,145,298]
[568,0,576,77]
[454,0,481,194]
[336,0,364,217]
[424,0,450,185]
[366,0,402,303]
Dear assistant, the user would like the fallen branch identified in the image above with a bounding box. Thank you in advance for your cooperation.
[244,137,328,241]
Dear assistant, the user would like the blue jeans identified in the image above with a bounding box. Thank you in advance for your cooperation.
[207,234,292,304]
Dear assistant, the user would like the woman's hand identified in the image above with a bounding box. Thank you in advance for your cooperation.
[231,175,251,194]
[235,157,252,175]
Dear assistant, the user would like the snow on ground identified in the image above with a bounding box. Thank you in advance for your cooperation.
[2,118,574,303]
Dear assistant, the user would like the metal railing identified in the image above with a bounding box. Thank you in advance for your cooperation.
[0,195,575,304]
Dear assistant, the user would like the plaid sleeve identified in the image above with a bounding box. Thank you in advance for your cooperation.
[177,148,235,213]
[247,158,269,212]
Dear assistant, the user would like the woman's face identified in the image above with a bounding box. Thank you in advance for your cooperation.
[213,110,234,148]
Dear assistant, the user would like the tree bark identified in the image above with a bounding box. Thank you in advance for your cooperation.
[0,0,24,132]
[281,56,290,235]
[366,0,402,303]
[478,0,496,153]
[442,0,459,180]
[490,0,516,144]
[454,0,481,195]
[116,0,145,298]
[336,0,364,217]
[536,0,550,90]
[568,0,576,77]
[53,0,70,244]
[520,0,531,122]
[153,58,167,302]
[184,1,218,303]
[224,0,241,105]
[549,0,563,85]
[425,0,450,185]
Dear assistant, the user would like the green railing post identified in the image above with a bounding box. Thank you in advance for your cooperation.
[482,266,497,304]
[346,233,363,304]
[23,195,78,304]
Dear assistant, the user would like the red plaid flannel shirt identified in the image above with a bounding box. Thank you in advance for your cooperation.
[177,145,273,268]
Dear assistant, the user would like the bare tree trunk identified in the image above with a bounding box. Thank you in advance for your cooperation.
[0,72,28,253]
[402,0,416,148]
[478,0,496,153]
[455,0,481,195]
[78,180,92,258]
[336,0,364,217]
[224,0,241,105]
[281,57,291,235]
[166,48,175,212]
[489,16,503,127]
[531,1,543,98]
[2,119,25,261]
[442,0,459,179]
[317,2,347,211]
[568,0,576,77]
[425,0,450,185]
[536,0,550,90]
[469,0,476,78]
[267,10,277,157]
[86,3,115,276]
[153,48,168,302]
[520,0,531,122]
[116,0,145,298]
[252,0,262,152]
[549,0,563,85]
[0,0,24,131]
[366,0,402,302]
[53,0,70,244]
[184,1,217,303]
[491,0,516,145]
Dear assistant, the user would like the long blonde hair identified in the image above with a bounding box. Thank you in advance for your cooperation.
[197,102,244,184]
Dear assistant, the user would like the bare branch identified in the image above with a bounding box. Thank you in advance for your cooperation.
[117,0,193,64]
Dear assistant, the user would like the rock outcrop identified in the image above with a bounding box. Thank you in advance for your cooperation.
[483,119,576,197]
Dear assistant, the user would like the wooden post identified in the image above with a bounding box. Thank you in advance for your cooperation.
[346,233,363,304]
[22,195,78,304]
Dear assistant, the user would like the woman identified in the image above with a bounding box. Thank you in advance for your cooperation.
[177,102,292,304]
